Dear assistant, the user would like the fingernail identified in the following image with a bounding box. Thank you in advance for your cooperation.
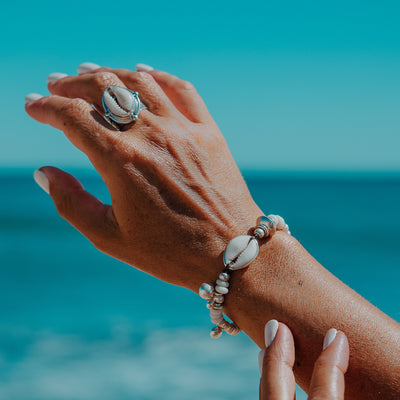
[25,93,43,105]
[136,63,154,72]
[265,319,279,348]
[323,328,338,350]
[77,62,101,75]
[258,349,266,374]
[33,169,50,194]
[47,72,68,84]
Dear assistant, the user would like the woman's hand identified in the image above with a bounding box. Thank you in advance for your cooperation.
[258,320,349,400]
[25,64,262,291]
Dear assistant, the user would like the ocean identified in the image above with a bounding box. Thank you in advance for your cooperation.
[1,171,399,399]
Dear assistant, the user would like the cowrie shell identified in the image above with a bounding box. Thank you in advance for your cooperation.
[223,234,259,270]
[101,85,144,124]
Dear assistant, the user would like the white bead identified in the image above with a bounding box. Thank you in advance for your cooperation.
[219,272,230,281]
[269,214,285,230]
[211,315,225,324]
[284,224,289,232]
[223,235,259,270]
[216,279,229,288]
[217,320,230,330]
[210,309,223,317]
[206,301,213,309]
[216,285,229,295]
[210,326,222,339]
[225,325,240,335]
[214,294,224,303]
[199,283,214,300]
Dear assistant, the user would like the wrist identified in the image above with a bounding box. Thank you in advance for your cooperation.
[196,213,292,340]
[223,231,296,347]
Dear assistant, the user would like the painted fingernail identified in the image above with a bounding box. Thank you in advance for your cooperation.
[323,328,338,350]
[258,349,266,374]
[77,62,101,75]
[136,63,154,72]
[33,169,50,194]
[47,72,68,84]
[25,93,43,105]
[265,319,279,348]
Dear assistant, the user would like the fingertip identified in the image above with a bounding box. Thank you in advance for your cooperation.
[323,328,338,350]
[136,63,154,72]
[33,168,50,194]
[77,62,101,75]
[259,321,296,399]
[323,329,350,370]
[25,93,44,106]
[264,319,279,348]
[262,321,296,367]
[334,331,350,373]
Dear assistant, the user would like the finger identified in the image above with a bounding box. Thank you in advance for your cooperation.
[145,69,213,123]
[25,95,113,159]
[259,320,296,400]
[308,329,349,400]
[59,68,176,117]
[33,167,120,251]
[47,71,130,115]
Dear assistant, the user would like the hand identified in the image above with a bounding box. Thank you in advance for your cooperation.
[258,320,349,399]
[25,64,263,291]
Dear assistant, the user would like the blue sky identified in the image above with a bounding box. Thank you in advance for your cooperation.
[1,0,399,171]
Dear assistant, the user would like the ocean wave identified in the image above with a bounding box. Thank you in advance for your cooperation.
[0,325,307,400]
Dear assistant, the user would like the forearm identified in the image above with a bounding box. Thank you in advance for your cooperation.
[224,232,400,399]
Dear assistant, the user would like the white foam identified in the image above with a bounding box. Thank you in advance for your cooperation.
[0,326,307,399]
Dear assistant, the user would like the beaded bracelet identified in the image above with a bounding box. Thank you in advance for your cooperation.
[199,215,290,339]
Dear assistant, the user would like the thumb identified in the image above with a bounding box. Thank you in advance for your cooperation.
[33,166,120,250]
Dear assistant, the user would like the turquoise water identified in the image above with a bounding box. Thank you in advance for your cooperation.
[1,172,399,399]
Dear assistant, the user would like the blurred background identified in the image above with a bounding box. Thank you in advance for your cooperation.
[1,1,399,399]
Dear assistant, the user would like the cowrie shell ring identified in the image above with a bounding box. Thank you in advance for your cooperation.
[93,85,146,128]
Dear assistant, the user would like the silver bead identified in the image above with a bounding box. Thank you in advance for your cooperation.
[199,283,214,300]
[216,279,229,288]
[214,294,224,303]
[225,325,241,335]
[206,301,214,309]
[257,216,276,237]
[215,285,229,295]
[210,326,222,339]
[253,227,265,239]
[217,320,230,330]
[213,303,223,310]
[219,272,230,281]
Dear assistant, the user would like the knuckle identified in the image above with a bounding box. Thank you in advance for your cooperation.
[177,79,196,91]
[130,71,154,85]
[92,71,119,87]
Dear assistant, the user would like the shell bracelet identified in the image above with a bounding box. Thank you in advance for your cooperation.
[199,215,290,339]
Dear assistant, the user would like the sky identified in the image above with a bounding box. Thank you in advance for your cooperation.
[1,0,399,172]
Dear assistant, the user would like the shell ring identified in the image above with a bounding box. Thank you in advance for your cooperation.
[92,85,146,129]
